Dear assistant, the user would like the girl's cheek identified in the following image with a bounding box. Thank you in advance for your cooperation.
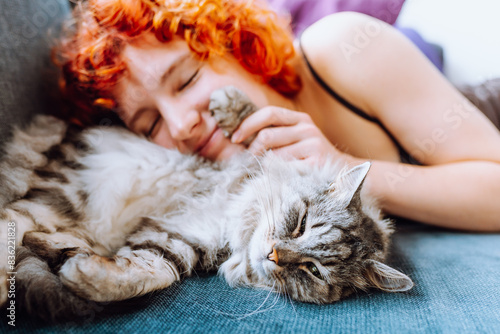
[152,123,175,149]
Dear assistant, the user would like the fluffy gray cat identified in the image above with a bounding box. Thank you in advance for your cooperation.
[0,86,412,322]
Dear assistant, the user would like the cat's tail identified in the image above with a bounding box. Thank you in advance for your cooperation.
[14,246,107,323]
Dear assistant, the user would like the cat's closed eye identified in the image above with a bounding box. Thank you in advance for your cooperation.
[293,210,307,238]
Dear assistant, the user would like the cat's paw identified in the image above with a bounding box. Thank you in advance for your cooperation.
[209,85,257,138]
[59,253,114,302]
[60,248,183,302]
[60,253,142,302]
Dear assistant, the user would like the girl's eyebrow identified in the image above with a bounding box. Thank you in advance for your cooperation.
[159,53,192,86]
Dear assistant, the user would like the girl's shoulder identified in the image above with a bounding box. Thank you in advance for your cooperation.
[297,12,392,115]
[297,12,415,116]
[299,11,387,61]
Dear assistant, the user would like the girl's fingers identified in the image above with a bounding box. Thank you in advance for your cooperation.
[272,138,326,160]
[247,122,320,155]
[272,139,338,166]
[228,105,341,165]
[231,106,311,144]
[247,126,298,155]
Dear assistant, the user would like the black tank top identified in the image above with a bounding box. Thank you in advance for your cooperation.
[299,40,419,165]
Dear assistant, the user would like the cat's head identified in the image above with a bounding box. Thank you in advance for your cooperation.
[222,155,413,303]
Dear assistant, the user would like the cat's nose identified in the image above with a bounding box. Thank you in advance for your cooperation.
[268,247,279,265]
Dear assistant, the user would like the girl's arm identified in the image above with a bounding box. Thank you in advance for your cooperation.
[234,12,500,231]
[304,12,500,231]
[347,155,500,231]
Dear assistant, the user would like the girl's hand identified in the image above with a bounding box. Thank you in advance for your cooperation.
[230,106,343,165]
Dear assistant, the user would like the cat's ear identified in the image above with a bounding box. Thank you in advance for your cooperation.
[333,162,371,208]
[364,259,414,292]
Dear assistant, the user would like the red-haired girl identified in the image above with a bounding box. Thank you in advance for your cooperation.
[58,0,500,231]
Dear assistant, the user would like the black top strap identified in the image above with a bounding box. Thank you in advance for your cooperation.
[298,39,380,124]
[298,38,420,165]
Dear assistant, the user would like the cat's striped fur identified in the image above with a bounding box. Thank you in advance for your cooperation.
[0,87,412,322]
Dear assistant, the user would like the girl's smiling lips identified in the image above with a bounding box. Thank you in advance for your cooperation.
[197,127,226,159]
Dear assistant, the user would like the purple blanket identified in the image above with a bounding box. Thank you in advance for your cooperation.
[267,0,443,72]
[268,0,405,35]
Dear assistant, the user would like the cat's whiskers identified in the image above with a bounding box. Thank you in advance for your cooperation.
[279,276,296,316]
[270,271,288,299]
[234,281,282,320]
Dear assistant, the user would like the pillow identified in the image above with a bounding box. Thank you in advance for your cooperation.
[459,79,500,129]
[268,0,405,34]
[267,0,444,72]
[0,0,70,151]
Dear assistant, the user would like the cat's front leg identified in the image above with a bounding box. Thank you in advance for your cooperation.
[59,220,198,302]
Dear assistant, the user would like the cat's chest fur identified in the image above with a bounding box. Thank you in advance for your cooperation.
[72,125,253,257]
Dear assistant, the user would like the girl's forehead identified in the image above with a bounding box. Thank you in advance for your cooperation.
[123,37,191,69]
[118,38,195,92]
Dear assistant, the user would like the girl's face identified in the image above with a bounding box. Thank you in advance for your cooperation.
[113,34,290,161]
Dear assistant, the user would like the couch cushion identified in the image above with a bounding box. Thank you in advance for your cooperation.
[0,0,70,152]
[7,221,500,332]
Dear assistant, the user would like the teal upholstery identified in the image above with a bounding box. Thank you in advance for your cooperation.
[6,221,500,333]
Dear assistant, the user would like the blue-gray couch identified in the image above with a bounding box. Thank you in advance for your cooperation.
[1,1,499,333]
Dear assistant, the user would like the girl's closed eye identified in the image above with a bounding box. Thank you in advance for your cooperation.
[147,114,162,138]
[177,67,201,92]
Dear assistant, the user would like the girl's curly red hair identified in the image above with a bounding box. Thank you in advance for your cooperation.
[56,0,302,126]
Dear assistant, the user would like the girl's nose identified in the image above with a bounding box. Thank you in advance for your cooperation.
[160,104,201,141]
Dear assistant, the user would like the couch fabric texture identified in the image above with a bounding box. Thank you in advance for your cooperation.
[0,0,65,151]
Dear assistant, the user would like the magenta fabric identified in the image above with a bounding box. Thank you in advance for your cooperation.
[268,0,405,35]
